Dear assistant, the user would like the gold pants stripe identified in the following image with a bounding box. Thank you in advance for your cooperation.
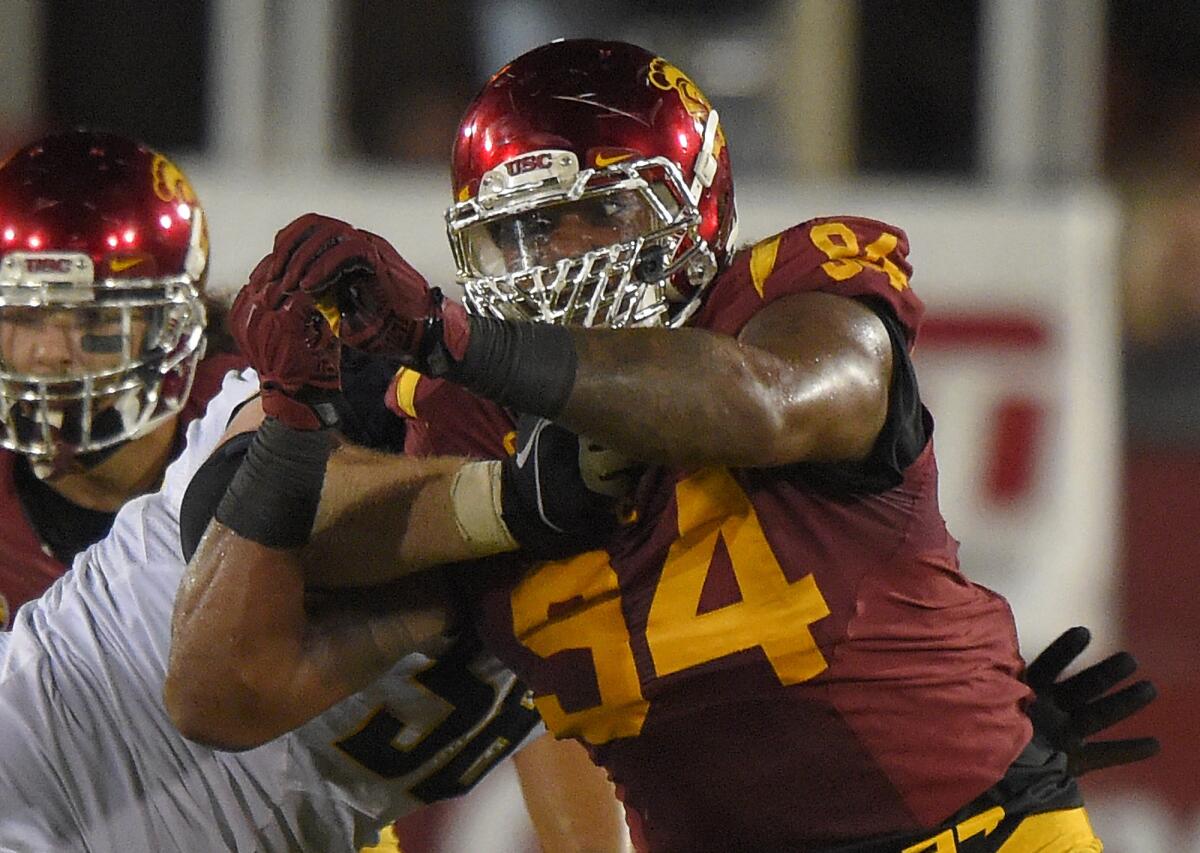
[902,806,1102,853]
[358,823,404,853]
[996,808,1102,853]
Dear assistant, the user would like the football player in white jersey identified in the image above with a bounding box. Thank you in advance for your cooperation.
[161,216,635,852]
[0,364,476,849]
[0,141,628,850]
[0,338,630,850]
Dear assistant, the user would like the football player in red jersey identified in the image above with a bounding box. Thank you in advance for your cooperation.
[0,130,244,627]
[171,41,1157,852]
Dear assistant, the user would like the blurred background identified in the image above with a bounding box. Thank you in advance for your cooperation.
[1,0,1195,850]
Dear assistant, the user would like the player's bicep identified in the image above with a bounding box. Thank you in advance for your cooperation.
[737,291,893,462]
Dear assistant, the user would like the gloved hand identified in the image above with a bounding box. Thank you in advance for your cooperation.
[1025,626,1160,776]
[273,213,471,370]
[500,414,641,560]
[229,218,345,430]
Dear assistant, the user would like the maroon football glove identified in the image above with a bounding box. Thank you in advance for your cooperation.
[275,214,472,368]
[229,243,342,431]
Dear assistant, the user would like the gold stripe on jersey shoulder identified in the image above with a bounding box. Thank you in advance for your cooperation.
[749,235,781,298]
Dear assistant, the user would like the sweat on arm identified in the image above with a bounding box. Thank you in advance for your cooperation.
[166,409,476,749]
[166,396,629,749]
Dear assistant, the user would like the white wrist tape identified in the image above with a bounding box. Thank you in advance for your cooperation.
[450,460,520,556]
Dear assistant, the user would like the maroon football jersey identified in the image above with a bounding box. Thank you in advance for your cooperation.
[397,217,1033,851]
[0,352,245,627]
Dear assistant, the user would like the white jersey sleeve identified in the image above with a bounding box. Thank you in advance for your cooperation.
[0,368,540,852]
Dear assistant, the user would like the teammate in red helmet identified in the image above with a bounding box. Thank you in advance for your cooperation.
[0,130,243,626]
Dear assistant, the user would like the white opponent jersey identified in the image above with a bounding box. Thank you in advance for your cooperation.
[0,369,541,852]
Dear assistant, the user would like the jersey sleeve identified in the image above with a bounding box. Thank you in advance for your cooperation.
[762,219,929,483]
[178,353,250,426]
[692,217,931,490]
[387,367,515,459]
[764,216,923,342]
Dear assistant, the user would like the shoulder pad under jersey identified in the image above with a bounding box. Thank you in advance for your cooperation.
[693,216,925,344]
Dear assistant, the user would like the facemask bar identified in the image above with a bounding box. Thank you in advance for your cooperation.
[0,273,205,465]
[447,156,717,328]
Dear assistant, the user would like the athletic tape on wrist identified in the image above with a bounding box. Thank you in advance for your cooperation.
[443,317,578,418]
[214,417,336,549]
[449,460,519,556]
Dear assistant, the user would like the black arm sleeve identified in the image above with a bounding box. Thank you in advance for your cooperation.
[178,432,255,562]
[859,296,929,482]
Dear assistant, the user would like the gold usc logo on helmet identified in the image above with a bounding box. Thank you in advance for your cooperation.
[151,153,197,204]
[647,57,726,157]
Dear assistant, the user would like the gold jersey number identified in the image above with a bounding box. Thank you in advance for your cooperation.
[511,467,832,745]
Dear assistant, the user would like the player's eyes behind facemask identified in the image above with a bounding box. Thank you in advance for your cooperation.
[77,307,127,354]
[0,304,154,378]
[465,189,659,276]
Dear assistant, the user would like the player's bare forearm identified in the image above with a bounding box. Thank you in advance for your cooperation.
[515,734,633,853]
[300,445,490,587]
[166,522,455,750]
[165,428,502,749]
[558,292,892,469]
[213,398,501,589]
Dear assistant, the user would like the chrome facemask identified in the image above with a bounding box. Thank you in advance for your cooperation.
[447,153,718,328]
[0,251,206,473]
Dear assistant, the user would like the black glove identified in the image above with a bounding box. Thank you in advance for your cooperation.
[500,415,640,561]
[1025,626,1160,776]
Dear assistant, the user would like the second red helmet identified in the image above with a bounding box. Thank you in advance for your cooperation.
[0,130,208,471]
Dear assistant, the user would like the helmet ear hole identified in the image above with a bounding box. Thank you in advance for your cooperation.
[634,245,671,282]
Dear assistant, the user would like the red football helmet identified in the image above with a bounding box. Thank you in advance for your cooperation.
[0,130,208,471]
[447,39,737,328]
